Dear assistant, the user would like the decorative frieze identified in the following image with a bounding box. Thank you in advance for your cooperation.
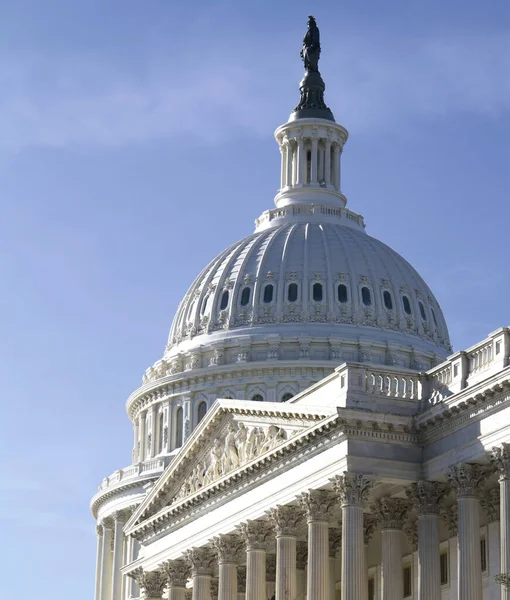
[332,472,373,507]
[480,488,500,523]
[238,521,269,551]
[299,489,336,522]
[406,481,449,515]
[130,568,166,598]
[162,560,190,588]
[268,505,304,537]
[211,534,243,564]
[490,443,510,481]
[372,497,410,530]
[185,548,214,576]
[447,463,486,498]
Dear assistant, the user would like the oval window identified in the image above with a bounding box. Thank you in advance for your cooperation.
[402,295,412,315]
[240,287,251,306]
[361,286,372,306]
[252,394,264,402]
[383,290,393,310]
[419,301,427,321]
[288,283,298,302]
[220,290,229,310]
[337,284,348,303]
[431,307,438,327]
[313,282,323,302]
[197,401,207,423]
[263,284,274,304]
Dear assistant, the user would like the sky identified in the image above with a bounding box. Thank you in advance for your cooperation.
[1,1,510,597]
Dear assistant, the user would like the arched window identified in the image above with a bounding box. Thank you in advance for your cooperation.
[288,283,298,302]
[383,290,393,310]
[201,294,210,315]
[402,295,412,315]
[281,392,294,402]
[175,407,183,448]
[252,394,264,402]
[312,282,323,302]
[431,307,438,327]
[337,284,348,303]
[157,413,164,454]
[361,286,372,306]
[197,401,207,424]
[240,287,251,306]
[220,290,229,310]
[419,301,427,321]
[263,284,274,304]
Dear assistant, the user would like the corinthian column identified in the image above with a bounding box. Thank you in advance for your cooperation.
[100,518,114,600]
[299,490,336,600]
[406,481,448,600]
[238,521,268,600]
[447,463,486,600]
[373,497,410,600]
[328,528,341,600]
[186,549,214,600]
[268,505,303,600]
[163,560,190,600]
[112,510,130,600]
[95,525,104,600]
[333,472,373,600]
[212,535,243,600]
[131,569,166,600]
[491,443,510,600]
[296,541,307,600]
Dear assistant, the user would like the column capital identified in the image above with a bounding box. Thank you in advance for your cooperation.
[102,516,115,530]
[211,534,243,564]
[406,480,449,515]
[403,520,418,551]
[490,443,510,480]
[267,505,304,537]
[96,524,103,537]
[185,547,214,576]
[480,487,500,523]
[299,489,336,522]
[162,559,190,588]
[130,568,166,599]
[238,520,270,550]
[296,541,308,569]
[266,554,276,582]
[112,508,132,523]
[372,497,410,530]
[329,527,342,558]
[363,513,378,545]
[447,463,487,498]
[441,504,458,537]
[332,472,373,507]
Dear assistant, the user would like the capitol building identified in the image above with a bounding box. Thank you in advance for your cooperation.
[90,17,510,600]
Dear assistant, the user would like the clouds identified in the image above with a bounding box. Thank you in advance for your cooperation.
[0,29,509,151]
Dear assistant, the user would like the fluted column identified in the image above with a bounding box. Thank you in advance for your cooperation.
[163,560,190,600]
[186,548,214,600]
[268,506,303,600]
[373,497,410,600]
[328,528,341,600]
[491,443,510,600]
[266,555,276,600]
[100,518,114,600]
[406,481,448,600]
[238,522,268,600]
[212,535,243,600]
[333,472,373,600]
[111,510,129,600]
[296,541,307,600]
[299,490,336,600]
[139,410,147,461]
[333,145,340,190]
[131,569,166,600]
[95,525,104,600]
[447,463,486,600]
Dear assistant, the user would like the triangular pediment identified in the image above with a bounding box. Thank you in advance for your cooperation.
[126,399,335,532]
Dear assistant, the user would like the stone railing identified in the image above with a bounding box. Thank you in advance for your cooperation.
[254,203,365,229]
[98,457,170,492]
[361,368,423,400]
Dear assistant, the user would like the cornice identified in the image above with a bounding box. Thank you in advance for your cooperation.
[90,473,158,519]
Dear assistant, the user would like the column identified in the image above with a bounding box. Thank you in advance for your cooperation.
[111,511,129,600]
[186,548,213,600]
[139,411,147,462]
[132,420,140,463]
[149,405,157,458]
[100,518,114,600]
[447,463,486,600]
[333,145,341,190]
[296,541,307,600]
[95,525,104,600]
[324,140,331,186]
[333,472,373,600]
[268,506,303,600]
[286,142,293,188]
[296,138,305,185]
[491,443,510,600]
[328,528,341,600]
[299,490,336,600]
[163,560,190,600]
[311,137,318,184]
[280,145,286,189]
[212,535,242,600]
[373,497,409,600]
[131,569,166,600]
[406,481,448,600]
[266,555,276,600]
[237,567,246,600]
[238,521,268,600]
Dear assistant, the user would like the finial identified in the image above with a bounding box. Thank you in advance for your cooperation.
[291,16,335,122]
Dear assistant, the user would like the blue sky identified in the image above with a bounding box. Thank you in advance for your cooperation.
[1,1,509,597]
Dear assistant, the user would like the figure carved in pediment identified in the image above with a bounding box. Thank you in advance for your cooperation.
[260,425,287,454]
[205,440,223,483]
[223,424,240,472]
[235,423,249,463]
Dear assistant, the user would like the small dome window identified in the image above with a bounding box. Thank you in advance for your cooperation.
[175,407,183,448]
[288,283,298,303]
[402,295,412,315]
[201,294,210,315]
[197,401,207,423]
[281,392,294,402]
[312,282,323,302]
[263,284,274,304]
[361,286,372,306]
[252,394,264,402]
[431,307,438,327]
[337,284,348,303]
[240,287,251,306]
[383,290,393,310]
[220,290,229,310]
[419,301,427,321]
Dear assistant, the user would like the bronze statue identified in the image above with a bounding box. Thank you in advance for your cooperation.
[300,15,321,72]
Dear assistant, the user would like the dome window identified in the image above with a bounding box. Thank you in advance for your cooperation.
[263,284,274,304]
[337,284,348,303]
[252,394,264,402]
[220,290,229,310]
[175,407,183,448]
[201,294,210,315]
[361,286,372,306]
[431,307,438,327]
[240,286,251,306]
[197,401,207,424]
[402,295,412,315]
[281,392,294,402]
[419,301,427,321]
[383,290,393,310]
[288,283,298,303]
[312,282,323,302]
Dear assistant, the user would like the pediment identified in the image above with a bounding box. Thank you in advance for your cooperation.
[127,399,335,530]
